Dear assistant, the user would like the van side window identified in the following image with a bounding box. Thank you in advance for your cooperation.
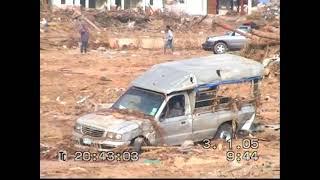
[160,95,185,119]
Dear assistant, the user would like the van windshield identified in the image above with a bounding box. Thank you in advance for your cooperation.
[112,87,165,116]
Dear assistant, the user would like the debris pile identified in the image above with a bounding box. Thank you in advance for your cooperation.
[40,7,215,50]
[263,54,280,79]
[94,10,151,28]
[260,2,280,20]
[74,88,125,115]
[40,136,79,160]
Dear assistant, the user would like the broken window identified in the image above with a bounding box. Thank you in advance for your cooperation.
[115,0,121,7]
[195,88,217,108]
[61,0,66,4]
[89,0,96,8]
[214,81,257,111]
[160,95,185,119]
[80,0,85,7]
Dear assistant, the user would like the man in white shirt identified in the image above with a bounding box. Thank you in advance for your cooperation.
[164,25,174,54]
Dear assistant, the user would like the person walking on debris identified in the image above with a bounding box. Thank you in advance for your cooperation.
[164,25,174,54]
[79,23,89,54]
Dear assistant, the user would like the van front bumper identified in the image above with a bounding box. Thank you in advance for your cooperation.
[72,131,131,151]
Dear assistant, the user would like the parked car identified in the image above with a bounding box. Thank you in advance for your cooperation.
[238,25,252,32]
[202,29,248,54]
[72,54,263,152]
[241,22,258,30]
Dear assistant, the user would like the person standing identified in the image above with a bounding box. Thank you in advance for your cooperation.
[79,23,89,54]
[164,25,174,54]
[40,18,48,32]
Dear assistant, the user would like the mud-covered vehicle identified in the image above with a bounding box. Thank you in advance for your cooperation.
[72,54,263,152]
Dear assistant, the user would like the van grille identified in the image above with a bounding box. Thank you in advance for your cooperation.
[81,125,105,137]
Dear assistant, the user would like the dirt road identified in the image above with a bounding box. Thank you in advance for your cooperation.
[40,48,279,178]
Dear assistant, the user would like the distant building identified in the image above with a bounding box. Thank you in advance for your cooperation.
[164,0,219,15]
[47,0,221,15]
[48,0,163,10]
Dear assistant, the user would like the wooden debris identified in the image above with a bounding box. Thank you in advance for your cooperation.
[74,10,102,31]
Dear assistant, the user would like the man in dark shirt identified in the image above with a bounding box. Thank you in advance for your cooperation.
[79,23,89,54]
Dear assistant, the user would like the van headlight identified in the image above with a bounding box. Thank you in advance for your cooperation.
[74,123,82,133]
[115,134,122,140]
[107,132,122,140]
[107,132,115,139]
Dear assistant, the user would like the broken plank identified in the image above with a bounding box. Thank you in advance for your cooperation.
[197,15,208,25]
[141,146,180,150]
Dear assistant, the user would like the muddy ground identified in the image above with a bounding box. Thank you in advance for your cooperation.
[40,47,279,178]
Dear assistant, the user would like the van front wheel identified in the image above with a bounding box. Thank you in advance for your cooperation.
[133,137,148,153]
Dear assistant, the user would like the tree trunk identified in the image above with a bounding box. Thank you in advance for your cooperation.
[213,20,280,41]
[263,26,280,34]
[251,29,280,41]
[248,0,252,15]
[240,0,244,15]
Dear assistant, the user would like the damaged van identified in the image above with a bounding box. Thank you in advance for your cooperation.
[72,54,264,152]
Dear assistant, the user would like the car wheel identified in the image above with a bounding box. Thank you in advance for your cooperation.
[133,137,148,154]
[213,42,227,54]
[215,123,233,141]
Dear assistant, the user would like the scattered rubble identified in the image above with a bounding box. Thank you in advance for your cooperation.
[40,7,215,51]
[41,1,279,178]
[97,46,107,52]
[99,76,112,81]
[56,96,66,105]
[68,167,88,173]
[262,54,280,67]
[178,140,194,153]
[41,48,279,177]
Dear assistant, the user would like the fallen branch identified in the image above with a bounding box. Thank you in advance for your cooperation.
[197,15,208,25]
[248,39,280,48]
[40,41,59,46]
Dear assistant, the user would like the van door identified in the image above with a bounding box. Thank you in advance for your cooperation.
[157,93,193,145]
[192,88,219,142]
